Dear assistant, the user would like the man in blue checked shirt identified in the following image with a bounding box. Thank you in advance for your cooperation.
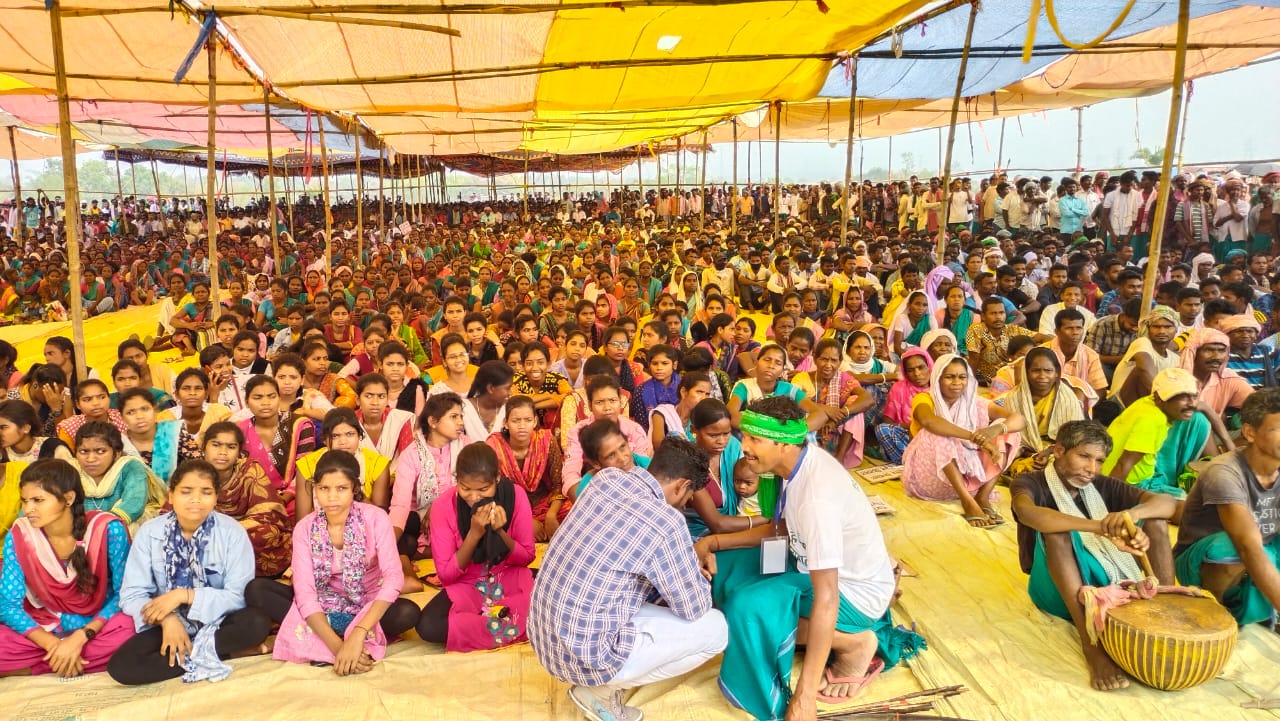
[529,436,727,721]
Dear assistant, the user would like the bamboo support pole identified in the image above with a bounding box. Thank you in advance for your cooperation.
[150,153,162,203]
[698,130,708,232]
[354,122,363,261]
[264,91,281,274]
[937,0,979,264]
[772,101,781,240]
[319,118,333,275]
[731,118,738,237]
[1139,0,1191,320]
[1075,107,1084,176]
[840,58,857,242]
[49,0,87,380]
[996,118,1006,172]
[1175,81,1192,170]
[378,144,386,244]
[522,154,529,219]
[8,127,21,235]
[112,147,123,208]
[204,34,221,323]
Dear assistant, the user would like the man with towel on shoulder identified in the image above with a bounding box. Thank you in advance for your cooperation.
[1011,420,1178,691]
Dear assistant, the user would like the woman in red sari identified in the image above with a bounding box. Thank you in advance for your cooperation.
[485,396,565,542]
[236,376,317,517]
[0,459,134,676]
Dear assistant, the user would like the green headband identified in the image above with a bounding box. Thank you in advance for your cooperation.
[740,410,807,445]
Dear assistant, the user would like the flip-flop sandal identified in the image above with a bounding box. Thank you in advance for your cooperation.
[817,657,885,704]
[965,515,997,529]
[982,507,1007,526]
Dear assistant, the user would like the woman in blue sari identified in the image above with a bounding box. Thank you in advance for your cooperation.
[684,399,768,539]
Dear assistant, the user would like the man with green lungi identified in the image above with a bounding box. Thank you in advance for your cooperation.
[694,396,923,721]
[1176,387,1280,626]
[1010,420,1178,692]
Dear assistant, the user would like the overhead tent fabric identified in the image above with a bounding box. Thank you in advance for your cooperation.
[195,0,933,154]
[710,2,1280,146]
[0,1,263,104]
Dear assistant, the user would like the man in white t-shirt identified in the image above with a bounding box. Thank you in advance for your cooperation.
[696,397,922,721]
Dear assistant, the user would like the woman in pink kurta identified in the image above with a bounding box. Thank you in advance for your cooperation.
[416,442,535,652]
[244,451,420,673]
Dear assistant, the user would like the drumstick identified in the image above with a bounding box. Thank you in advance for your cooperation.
[1122,512,1156,579]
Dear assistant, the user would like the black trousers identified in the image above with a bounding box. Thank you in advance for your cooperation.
[106,607,272,686]
[415,591,451,644]
[244,578,420,637]
[396,511,422,558]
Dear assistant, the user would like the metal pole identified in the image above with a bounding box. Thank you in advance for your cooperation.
[264,90,281,274]
[204,32,221,324]
[1139,0,1192,320]
[522,154,529,220]
[840,58,857,241]
[49,0,88,381]
[318,116,332,275]
[636,146,644,216]
[936,0,979,264]
[675,137,682,221]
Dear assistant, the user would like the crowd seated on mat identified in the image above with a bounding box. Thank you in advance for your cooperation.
[3,169,1280,719]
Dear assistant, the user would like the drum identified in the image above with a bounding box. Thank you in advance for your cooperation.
[1099,592,1238,691]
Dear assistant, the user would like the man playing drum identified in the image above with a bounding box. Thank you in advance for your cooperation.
[1176,387,1280,625]
[1011,420,1178,691]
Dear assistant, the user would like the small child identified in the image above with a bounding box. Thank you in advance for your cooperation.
[733,457,761,517]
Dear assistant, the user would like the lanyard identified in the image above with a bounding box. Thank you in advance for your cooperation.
[772,443,809,523]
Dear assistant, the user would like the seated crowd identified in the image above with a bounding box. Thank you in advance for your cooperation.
[1,167,1280,720]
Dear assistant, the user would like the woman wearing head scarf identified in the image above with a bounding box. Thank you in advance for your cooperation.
[935,283,977,355]
[872,348,931,464]
[901,354,1025,528]
[919,328,958,362]
[890,290,931,356]
[997,347,1087,478]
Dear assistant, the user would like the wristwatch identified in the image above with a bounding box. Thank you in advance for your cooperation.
[80,626,97,641]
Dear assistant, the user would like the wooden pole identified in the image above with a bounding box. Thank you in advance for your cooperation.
[377,144,386,244]
[264,90,281,274]
[996,117,1006,172]
[698,130,708,233]
[150,152,162,205]
[354,122,363,260]
[888,135,893,181]
[840,58,857,242]
[731,118,738,237]
[675,137,683,221]
[204,33,221,324]
[1175,81,1192,170]
[1139,0,1192,321]
[936,0,979,264]
[318,117,333,275]
[112,147,124,213]
[636,146,644,216]
[49,0,87,381]
[772,101,782,241]
[284,158,295,241]
[1075,107,1084,177]
[8,127,21,237]
[522,154,529,220]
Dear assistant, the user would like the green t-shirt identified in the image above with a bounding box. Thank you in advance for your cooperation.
[1102,395,1170,485]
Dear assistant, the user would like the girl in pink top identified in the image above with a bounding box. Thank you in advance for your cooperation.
[417,443,535,653]
[245,451,419,675]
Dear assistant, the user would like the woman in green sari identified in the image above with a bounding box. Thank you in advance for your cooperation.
[935,283,977,355]
[684,398,767,539]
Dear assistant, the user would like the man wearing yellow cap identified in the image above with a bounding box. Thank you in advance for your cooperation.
[1102,367,1216,497]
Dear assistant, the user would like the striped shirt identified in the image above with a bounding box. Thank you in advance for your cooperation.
[1228,344,1279,389]
[528,466,712,686]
